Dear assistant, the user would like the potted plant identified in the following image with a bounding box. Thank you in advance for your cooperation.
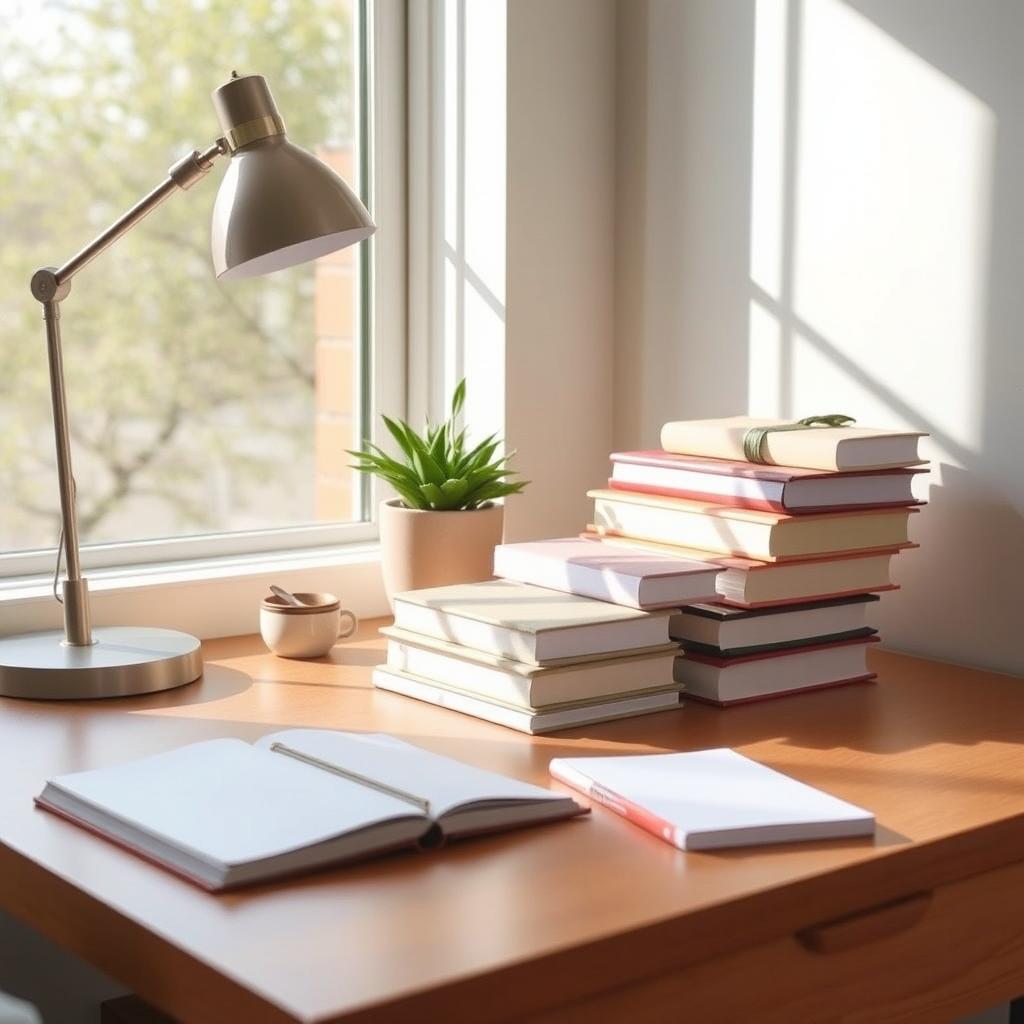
[349,380,528,603]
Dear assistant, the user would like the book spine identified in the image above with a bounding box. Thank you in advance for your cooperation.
[683,672,877,706]
[549,762,682,850]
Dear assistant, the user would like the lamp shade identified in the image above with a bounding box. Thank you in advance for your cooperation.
[209,74,375,280]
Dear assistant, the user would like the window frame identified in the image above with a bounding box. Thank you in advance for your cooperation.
[0,0,407,586]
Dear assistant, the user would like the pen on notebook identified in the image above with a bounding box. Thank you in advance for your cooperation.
[269,742,432,815]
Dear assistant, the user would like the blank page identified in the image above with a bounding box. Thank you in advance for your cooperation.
[47,739,423,867]
[257,729,566,819]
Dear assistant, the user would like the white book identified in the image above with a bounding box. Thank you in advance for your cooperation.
[36,729,584,890]
[673,637,877,705]
[492,537,720,609]
[550,748,875,850]
[381,626,678,707]
[392,579,670,664]
[373,666,682,734]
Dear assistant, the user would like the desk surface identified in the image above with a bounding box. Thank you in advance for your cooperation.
[1,623,1023,1024]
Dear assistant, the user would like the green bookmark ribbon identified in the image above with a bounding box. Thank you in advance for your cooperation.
[742,414,856,465]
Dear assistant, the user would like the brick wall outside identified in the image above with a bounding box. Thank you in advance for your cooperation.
[314,146,358,521]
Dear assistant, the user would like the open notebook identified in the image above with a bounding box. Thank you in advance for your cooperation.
[36,729,585,891]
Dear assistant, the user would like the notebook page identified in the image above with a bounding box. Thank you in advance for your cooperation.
[47,739,426,867]
[257,729,564,819]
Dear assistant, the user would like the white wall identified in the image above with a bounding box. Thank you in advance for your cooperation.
[411,0,615,546]
[504,0,617,542]
[615,0,1024,675]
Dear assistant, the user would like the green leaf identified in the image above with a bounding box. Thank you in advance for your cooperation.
[419,482,445,508]
[390,480,430,509]
[428,420,449,468]
[381,415,417,463]
[452,432,499,477]
[464,480,528,507]
[439,477,470,504]
[451,378,466,419]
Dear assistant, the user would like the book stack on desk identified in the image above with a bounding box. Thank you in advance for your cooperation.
[373,578,687,733]
[582,416,928,705]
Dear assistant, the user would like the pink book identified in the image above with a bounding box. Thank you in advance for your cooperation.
[493,537,721,610]
[610,450,926,514]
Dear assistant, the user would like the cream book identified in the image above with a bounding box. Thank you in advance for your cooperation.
[373,666,681,734]
[550,748,875,850]
[35,729,584,891]
[660,416,927,471]
[589,489,914,561]
[391,579,670,664]
[381,626,678,707]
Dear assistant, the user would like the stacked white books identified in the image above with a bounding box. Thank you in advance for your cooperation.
[373,574,711,734]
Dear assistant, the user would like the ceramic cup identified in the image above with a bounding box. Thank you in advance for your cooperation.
[259,592,357,659]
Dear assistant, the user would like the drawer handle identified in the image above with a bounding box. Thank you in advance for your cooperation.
[796,891,932,954]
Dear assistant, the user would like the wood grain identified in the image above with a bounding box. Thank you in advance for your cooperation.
[0,621,1022,1023]
[526,858,1024,1023]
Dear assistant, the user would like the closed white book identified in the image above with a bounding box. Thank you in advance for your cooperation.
[381,626,677,708]
[391,579,670,664]
[36,730,584,890]
[373,666,682,734]
[493,537,720,609]
[550,748,875,850]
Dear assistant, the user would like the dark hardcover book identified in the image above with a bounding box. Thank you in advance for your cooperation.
[679,626,879,660]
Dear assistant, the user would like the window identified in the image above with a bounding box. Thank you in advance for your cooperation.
[0,0,398,578]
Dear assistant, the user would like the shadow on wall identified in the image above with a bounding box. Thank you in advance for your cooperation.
[614,0,1024,675]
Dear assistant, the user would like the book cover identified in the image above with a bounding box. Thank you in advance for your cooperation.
[493,537,720,609]
[660,416,927,472]
[589,489,916,561]
[393,579,655,634]
[550,748,875,850]
[609,450,925,514]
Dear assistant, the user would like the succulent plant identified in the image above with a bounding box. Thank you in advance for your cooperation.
[348,379,528,511]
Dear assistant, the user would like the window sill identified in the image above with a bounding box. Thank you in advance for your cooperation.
[0,544,388,640]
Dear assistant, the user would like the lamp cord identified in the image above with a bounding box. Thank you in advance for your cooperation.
[52,476,76,605]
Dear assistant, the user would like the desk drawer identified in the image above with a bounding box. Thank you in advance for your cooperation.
[530,857,1024,1024]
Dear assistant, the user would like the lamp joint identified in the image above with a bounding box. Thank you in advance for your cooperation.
[30,268,71,305]
[168,149,217,191]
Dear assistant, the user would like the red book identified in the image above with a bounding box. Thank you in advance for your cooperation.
[610,450,926,514]
[582,528,914,606]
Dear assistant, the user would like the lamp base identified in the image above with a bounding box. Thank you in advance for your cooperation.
[0,626,202,700]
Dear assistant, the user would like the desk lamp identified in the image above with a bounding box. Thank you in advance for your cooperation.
[0,73,375,700]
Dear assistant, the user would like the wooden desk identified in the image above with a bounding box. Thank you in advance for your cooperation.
[1,622,1023,1023]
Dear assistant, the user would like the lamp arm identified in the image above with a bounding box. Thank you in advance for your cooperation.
[39,139,229,292]
[29,138,228,647]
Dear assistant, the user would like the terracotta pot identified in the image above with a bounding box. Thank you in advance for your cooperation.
[379,499,504,605]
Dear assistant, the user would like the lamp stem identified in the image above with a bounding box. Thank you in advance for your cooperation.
[29,140,227,648]
[41,298,92,646]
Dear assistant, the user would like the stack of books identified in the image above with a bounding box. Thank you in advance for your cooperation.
[584,415,928,704]
[375,414,927,726]
[372,576,718,733]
